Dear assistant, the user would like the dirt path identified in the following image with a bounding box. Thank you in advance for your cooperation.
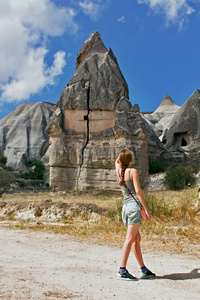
[0,227,199,300]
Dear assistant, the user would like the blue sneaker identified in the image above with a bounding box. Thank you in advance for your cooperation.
[117,270,138,281]
[141,269,156,279]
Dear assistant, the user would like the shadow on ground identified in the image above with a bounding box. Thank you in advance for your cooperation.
[156,268,200,280]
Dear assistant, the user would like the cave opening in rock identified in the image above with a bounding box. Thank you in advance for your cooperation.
[181,137,187,146]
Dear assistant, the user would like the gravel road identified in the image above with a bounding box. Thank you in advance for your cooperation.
[0,227,199,300]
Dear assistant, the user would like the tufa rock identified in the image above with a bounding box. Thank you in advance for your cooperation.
[0,102,54,170]
[142,90,200,167]
[163,90,200,162]
[47,31,150,191]
[141,94,180,140]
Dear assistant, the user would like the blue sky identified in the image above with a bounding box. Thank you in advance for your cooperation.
[0,0,200,119]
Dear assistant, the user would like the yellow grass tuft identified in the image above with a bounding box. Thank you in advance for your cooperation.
[1,188,200,257]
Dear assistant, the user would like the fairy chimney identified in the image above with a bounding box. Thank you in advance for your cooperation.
[47,31,149,191]
[163,90,200,160]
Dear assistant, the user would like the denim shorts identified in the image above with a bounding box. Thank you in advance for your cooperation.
[122,200,141,227]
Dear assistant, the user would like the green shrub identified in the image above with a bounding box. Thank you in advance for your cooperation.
[0,155,7,165]
[149,158,164,174]
[22,159,45,180]
[165,165,194,190]
[5,166,13,171]
[0,169,13,190]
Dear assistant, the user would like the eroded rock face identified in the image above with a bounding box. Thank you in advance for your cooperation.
[0,102,54,170]
[47,31,150,191]
[141,90,200,166]
[163,90,200,161]
[141,94,180,140]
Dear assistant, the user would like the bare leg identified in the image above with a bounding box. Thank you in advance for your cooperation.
[132,231,145,268]
[120,223,140,268]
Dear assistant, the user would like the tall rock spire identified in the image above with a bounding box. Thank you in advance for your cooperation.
[47,31,149,191]
[57,31,129,112]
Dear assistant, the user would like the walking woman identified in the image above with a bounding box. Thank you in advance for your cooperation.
[116,149,155,280]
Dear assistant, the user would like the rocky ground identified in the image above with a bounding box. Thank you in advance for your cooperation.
[0,227,199,300]
[0,174,200,299]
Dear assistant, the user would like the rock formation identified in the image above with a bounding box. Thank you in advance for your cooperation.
[2,32,200,188]
[0,102,54,170]
[163,89,200,163]
[47,31,150,191]
[141,94,180,140]
[141,90,200,166]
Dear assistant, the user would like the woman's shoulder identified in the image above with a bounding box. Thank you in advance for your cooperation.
[115,160,120,169]
[128,168,138,178]
[128,167,137,172]
[115,166,121,177]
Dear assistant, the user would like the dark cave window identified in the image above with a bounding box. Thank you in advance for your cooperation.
[181,138,187,146]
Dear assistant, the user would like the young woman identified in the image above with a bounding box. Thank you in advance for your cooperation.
[115,149,155,280]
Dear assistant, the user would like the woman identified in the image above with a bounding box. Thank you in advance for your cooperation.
[116,149,155,280]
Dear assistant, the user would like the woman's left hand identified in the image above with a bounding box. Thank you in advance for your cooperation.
[145,209,151,221]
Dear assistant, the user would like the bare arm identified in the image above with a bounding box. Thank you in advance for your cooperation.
[115,159,120,170]
[131,169,151,220]
[115,159,121,179]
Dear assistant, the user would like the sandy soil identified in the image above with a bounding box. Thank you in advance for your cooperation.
[0,227,199,300]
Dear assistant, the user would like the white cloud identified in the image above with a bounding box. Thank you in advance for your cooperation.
[79,0,109,20]
[45,51,66,85]
[117,16,125,23]
[0,0,77,103]
[138,0,196,28]
[1,50,66,102]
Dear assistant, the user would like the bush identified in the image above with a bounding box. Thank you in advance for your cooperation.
[0,155,7,165]
[22,159,45,180]
[149,158,164,174]
[0,169,13,190]
[165,165,194,190]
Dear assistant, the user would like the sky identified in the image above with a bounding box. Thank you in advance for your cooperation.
[0,0,200,119]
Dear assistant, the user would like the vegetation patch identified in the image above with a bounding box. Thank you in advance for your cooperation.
[165,165,197,190]
[149,158,165,174]
[0,188,199,257]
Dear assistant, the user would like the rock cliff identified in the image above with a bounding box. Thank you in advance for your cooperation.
[0,102,54,170]
[163,90,200,162]
[47,31,150,191]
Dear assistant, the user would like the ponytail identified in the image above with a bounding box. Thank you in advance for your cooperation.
[119,165,127,186]
[117,149,134,186]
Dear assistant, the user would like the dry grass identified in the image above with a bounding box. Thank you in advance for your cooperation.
[1,188,200,257]
[1,190,122,210]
